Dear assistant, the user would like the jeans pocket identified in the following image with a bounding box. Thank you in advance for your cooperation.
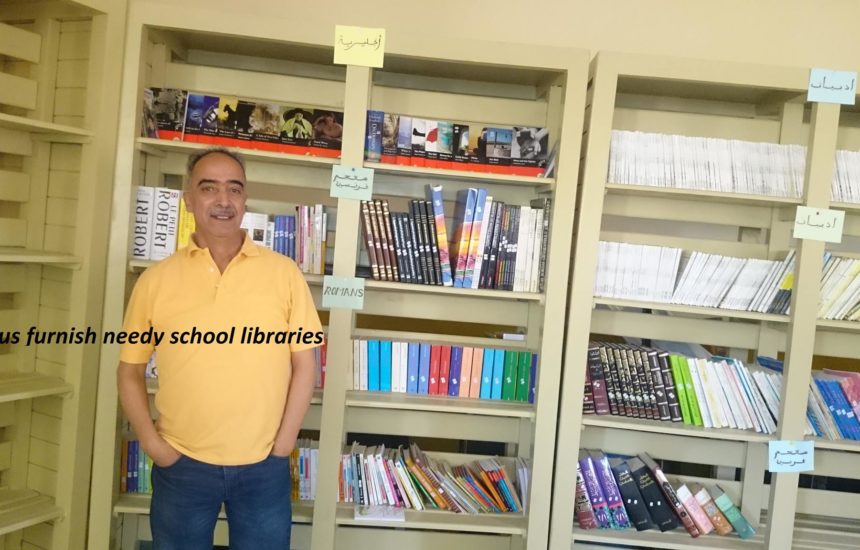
[156,454,186,470]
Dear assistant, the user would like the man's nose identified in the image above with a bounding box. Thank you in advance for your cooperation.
[215,187,231,206]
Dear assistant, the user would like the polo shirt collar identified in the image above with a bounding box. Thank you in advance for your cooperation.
[186,231,260,258]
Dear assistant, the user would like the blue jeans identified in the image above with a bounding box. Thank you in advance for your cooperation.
[150,454,292,550]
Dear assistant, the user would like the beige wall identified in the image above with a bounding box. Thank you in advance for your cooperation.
[138,0,859,69]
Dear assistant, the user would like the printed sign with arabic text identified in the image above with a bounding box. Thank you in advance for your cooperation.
[768,440,814,473]
[330,165,374,201]
[333,25,385,68]
[793,206,845,243]
[808,68,857,105]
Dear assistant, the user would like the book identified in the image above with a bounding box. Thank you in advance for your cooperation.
[132,187,155,260]
[711,485,756,539]
[365,110,384,162]
[149,187,181,261]
[626,457,679,531]
[142,88,187,141]
[639,452,700,537]
[608,458,654,531]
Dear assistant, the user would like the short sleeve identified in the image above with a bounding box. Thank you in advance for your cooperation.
[287,265,324,353]
[119,271,156,364]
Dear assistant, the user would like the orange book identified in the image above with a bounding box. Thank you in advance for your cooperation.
[472,465,506,511]
[470,348,483,399]
[459,347,473,396]
[120,440,128,493]
[404,450,447,510]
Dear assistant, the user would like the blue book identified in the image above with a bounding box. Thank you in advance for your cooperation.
[129,441,138,493]
[278,215,287,255]
[823,378,860,440]
[407,343,420,393]
[529,353,538,404]
[418,343,431,394]
[491,350,505,400]
[367,340,380,391]
[480,349,494,400]
[286,215,294,260]
[448,346,463,396]
[380,340,392,392]
[365,110,384,162]
[815,378,850,439]
[451,188,478,288]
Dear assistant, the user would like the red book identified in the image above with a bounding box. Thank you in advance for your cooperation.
[429,345,441,395]
[438,345,451,395]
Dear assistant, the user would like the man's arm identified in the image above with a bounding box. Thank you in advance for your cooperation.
[271,348,317,456]
[117,361,180,467]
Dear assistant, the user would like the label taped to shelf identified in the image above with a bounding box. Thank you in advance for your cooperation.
[322,275,365,310]
[354,504,405,522]
[330,165,374,201]
[793,206,844,243]
[768,440,814,473]
[334,25,385,68]
[808,68,857,105]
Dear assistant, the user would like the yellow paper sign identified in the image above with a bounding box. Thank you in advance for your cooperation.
[333,25,385,68]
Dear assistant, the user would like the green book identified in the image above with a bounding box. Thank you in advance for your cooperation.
[669,355,691,425]
[502,351,518,400]
[677,356,703,427]
[515,352,531,402]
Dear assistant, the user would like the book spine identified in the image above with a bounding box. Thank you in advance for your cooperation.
[365,110,383,162]
[647,350,672,421]
[609,460,654,531]
[360,201,380,280]
[590,452,631,529]
[379,200,399,282]
[695,487,733,536]
[149,187,181,260]
[599,344,620,415]
[132,186,155,260]
[642,454,700,537]
[713,489,756,539]
[579,455,610,528]
[423,200,444,286]
[406,207,426,284]
[425,185,454,286]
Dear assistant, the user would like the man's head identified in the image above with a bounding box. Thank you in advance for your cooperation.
[183,148,247,244]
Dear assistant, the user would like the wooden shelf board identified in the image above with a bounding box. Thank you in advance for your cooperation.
[365,279,542,302]
[593,297,789,323]
[113,494,314,523]
[0,373,72,403]
[351,328,529,350]
[345,391,535,419]
[336,504,527,535]
[572,527,763,550]
[136,138,339,168]
[605,183,802,207]
[0,248,80,266]
[810,437,860,453]
[582,415,773,443]
[0,490,62,536]
[364,161,553,187]
[816,319,860,333]
[0,113,92,138]
[831,201,860,213]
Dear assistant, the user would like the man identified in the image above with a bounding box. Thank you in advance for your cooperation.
[117,148,322,550]
[280,109,313,140]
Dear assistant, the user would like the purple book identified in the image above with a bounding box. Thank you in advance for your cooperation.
[588,450,631,529]
[579,451,610,528]
[448,346,463,397]
[574,463,599,529]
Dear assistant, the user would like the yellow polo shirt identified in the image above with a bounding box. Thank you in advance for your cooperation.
[120,233,322,465]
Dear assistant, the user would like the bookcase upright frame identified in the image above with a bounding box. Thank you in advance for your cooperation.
[549,51,855,550]
[86,3,589,549]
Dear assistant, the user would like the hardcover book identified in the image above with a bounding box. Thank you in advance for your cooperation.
[142,88,187,141]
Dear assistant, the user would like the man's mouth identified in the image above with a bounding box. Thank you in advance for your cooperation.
[211,212,235,220]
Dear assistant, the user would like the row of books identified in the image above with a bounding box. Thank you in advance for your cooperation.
[595,242,796,314]
[142,88,343,157]
[575,449,756,539]
[610,129,860,204]
[820,253,860,321]
[143,343,327,389]
[339,442,528,514]
[365,111,554,177]
[807,368,860,441]
[582,343,780,434]
[361,188,550,293]
[352,339,536,403]
[120,439,153,494]
[132,187,186,262]
[241,206,328,275]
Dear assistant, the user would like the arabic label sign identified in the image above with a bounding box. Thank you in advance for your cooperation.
[322,275,365,310]
[793,206,845,243]
[808,68,857,105]
[768,440,814,473]
[330,165,374,201]
[333,25,385,68]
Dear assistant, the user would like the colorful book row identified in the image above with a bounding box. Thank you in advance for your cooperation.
[353,339,536,403]
[365,111,554,177]
[142,87,343,157]
[360,187,550,292]
[241,205,328,275]
[583,343,780,434]
[576,449,756,540]
[339,442,528,514]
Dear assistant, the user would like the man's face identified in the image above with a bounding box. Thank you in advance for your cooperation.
[184,153,247,241]
[296,112,303,121]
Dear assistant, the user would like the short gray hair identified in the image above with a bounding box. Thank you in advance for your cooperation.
[185,147,247,185]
